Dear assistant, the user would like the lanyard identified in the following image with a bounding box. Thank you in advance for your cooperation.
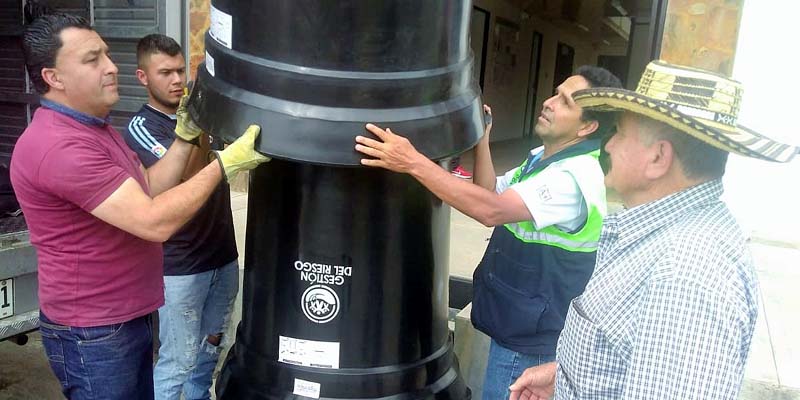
[516,139,602,182]
[520,151,544,177]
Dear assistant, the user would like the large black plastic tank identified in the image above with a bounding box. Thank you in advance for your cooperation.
[188,1,483,399]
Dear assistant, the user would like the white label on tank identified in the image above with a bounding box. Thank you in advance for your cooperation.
[278,335,340,369]
[205,51,215,77]
[293,378,321,399]
[209,4,232,49]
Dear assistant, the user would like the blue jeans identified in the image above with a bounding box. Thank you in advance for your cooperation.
[153,260,239,400]
[39,311,154,400]
[482,339,555,400]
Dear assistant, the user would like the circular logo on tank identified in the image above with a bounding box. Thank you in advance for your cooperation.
[301,285,340,323]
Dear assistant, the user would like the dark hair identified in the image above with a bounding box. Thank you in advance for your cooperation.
[640,115,729,179]
[22,13,92,94]
[136,34,182,68]
[23,0,53,25]
[575,65,623,140]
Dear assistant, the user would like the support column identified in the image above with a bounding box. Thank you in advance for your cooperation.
[659,0,745,74]
[188,0,210,82]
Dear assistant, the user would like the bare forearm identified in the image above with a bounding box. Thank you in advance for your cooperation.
[183,135,210,180]
[472,138,497,191]
[94,126,267,243]
[355,122,522,227]
[147,139,194,195]
[408,157,510,227]
[144,161,223,241]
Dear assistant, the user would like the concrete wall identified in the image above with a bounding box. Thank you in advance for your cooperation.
[472,0,605,142]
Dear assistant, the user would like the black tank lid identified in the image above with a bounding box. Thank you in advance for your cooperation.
[187,0,484,166]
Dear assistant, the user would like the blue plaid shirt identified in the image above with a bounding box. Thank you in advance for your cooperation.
[555,179,758,399]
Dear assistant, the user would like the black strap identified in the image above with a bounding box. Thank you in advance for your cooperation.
[518,139,601,180]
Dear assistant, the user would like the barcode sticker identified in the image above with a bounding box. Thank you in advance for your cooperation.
[209,4,232,49]
[293,378,321,399]
[205,51,215,76]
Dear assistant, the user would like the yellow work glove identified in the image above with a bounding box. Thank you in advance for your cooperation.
[174,90,203,145]
[212,125,271,181]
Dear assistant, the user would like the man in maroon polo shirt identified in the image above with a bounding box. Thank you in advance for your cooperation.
[10,13,268,400]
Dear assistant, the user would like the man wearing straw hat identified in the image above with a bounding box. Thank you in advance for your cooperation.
[508,60,797,400]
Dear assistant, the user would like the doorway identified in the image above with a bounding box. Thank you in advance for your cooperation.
[470,6,490,90]
[523,32,543,138]
[552,42,575,95]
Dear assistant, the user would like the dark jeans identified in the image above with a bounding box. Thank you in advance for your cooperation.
[39,311,155,400]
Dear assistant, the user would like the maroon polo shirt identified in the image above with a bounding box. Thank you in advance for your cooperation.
[10,105,163,327]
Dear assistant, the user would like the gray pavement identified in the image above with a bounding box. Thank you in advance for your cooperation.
[0,139,797,399]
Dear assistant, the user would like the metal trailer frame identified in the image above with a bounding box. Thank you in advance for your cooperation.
[0,217,38,341]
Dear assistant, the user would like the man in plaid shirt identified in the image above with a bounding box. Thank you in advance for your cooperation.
[509,61,797,400]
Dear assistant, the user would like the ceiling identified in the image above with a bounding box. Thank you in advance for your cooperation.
[504,0,655,50]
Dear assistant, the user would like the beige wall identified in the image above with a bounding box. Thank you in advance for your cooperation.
[188,0,210,81]
[473,0,605,142]
[661,0,744,75]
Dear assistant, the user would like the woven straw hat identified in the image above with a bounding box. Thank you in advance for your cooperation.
[572,60,797,162]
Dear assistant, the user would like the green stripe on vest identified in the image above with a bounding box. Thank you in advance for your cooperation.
[503,149,605,253]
